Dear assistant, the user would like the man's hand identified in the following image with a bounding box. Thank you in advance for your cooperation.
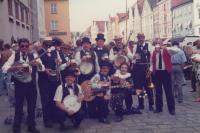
[77,95,84,103]
[64,107,75,116]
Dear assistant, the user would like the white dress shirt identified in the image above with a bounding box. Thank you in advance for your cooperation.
[2,51,45,73]
[54,84,82,102]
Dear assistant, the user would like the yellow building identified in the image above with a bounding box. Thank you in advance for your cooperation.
[44,0,71,43]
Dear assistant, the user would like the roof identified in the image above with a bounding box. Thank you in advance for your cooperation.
[172,0,193,9]
[147,0,157,9]
[117,13,129,22]
[94,21,108,33]
[137,0,145,16]
[109,17,116,23]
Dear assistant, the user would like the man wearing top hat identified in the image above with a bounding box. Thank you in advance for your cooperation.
[93,33,109,63]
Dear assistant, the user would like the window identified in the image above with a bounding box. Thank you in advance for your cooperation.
[51,3,57,14]
[8,0,13,16]
[25,8,29,24]
[51,20,58,31]
[15,0,19,19]
[198,9,200,19]
[20,3,24,22]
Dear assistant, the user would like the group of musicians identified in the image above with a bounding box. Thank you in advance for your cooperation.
[2,33,178,133]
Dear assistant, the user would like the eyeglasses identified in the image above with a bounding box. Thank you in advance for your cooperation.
[20,45,29,48]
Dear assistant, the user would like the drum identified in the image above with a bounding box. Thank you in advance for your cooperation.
[80,62,94,75]
[63,95,81,113]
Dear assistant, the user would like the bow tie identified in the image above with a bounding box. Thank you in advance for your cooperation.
[67,85,73,88]
[97,47,103,50]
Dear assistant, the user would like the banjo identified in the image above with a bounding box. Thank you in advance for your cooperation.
[81,80,133,102]
[63,95,81,113]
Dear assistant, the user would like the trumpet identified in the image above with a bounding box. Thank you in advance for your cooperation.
[146,66,155,89]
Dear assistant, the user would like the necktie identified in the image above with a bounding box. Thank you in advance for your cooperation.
[158,51,162,69]
[22,53,27,61]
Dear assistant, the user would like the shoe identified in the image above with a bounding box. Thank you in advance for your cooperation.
[44,121,53,128]
[124,109,132,115]
[154,110,162,113]
[149,106,154,111]
[59,124,68,132]
[115,116,123,122]
[169,111,176,115]
[98,118,110,124]
[178,101,183,103]
[27,127,40,133]
[131,108,142,114]
[137,105,144,110]
[71,119,81,128]
[13,127,21,133]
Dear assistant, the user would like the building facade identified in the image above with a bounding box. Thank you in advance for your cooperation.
[172,0,200,38]
[44,0,71,43]
[0,0,39,43]
[141,0,155,41]
[155,0,172,39]
[37,0,46,39]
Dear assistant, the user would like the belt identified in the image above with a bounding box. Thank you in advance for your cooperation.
[172,63,181,65]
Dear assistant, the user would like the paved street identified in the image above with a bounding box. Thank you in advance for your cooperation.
[0,81,200,133]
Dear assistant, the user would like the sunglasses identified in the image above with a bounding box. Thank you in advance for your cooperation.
[20,45,29,48]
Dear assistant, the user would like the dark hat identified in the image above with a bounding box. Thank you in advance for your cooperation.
[52,37,63,46]
[95,33,106,41]
[62,69,76,78]
[99,61,112,69]
[81,37,91,44]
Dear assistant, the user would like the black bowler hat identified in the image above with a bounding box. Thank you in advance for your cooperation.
[99,61,112,69]
[62,69,75,78]
[81,37,91,44]
[95,33,106,41]
[52,37,63,46]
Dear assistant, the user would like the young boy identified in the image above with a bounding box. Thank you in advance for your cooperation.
[89,61,112,124]
[54,69,84,131]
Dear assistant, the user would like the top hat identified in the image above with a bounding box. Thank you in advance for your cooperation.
[81,37,91,45]
[95,33,106,41]
[52,37,63,46]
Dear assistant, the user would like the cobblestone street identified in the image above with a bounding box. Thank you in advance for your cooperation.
[0,81,200,133]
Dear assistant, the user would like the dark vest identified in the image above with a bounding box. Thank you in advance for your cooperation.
[93,46,109,62]
[38,49,66,70]
[135,43,150,64]
[61,84,79,102]
[13,52,37,84]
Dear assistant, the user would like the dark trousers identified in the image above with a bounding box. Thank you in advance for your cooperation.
[154,70,175,112]
[56,108,84,127]
[38,73,59,124]
[191,71,196,91]
[124,90,133,110]
[132,64,154,107]
[110,93,124,117]
[13,80,37,128]
[87,96,109,119]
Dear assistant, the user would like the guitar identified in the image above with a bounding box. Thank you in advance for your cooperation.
[81,80,133,102]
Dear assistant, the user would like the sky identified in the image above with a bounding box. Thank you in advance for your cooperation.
[69,0,136,32]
